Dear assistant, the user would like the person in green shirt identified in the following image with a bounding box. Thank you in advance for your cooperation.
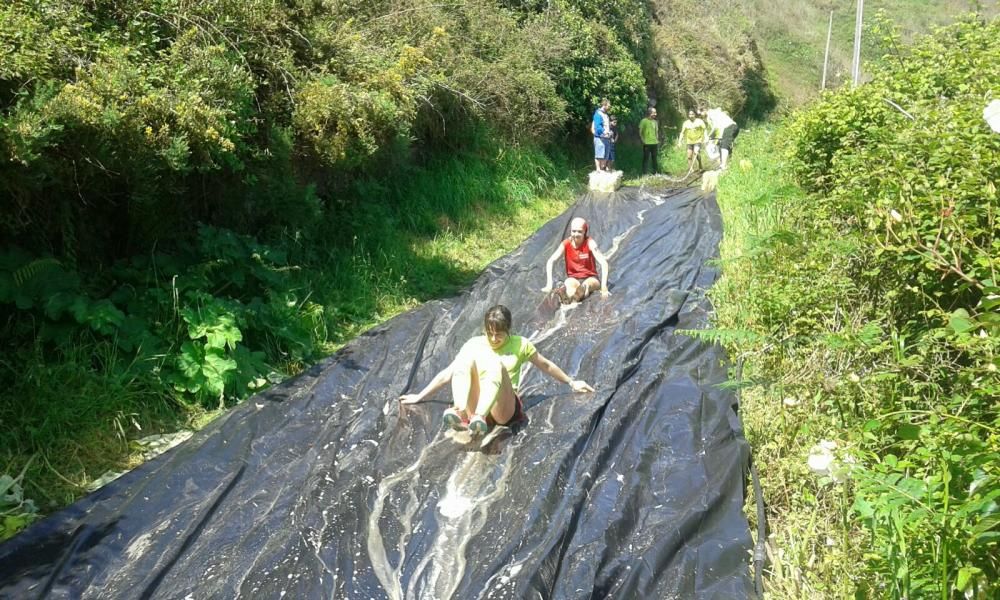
[400,305,594,435]
[677,109,707,171]
[638,107,660,175]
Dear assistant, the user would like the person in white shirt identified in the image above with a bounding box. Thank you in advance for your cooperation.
[701,107,740,170]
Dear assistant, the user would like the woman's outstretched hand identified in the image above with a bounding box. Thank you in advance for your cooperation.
[399,394,422,404]
[569,379,595,393]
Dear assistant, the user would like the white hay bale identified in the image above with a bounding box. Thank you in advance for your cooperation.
[701,170,720,193]
[588,170,623,192]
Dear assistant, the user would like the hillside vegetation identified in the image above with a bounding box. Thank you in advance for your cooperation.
[750,0,1000,107]
[711,16,999,598]
[0,0,772,538]
[3,6,994,598]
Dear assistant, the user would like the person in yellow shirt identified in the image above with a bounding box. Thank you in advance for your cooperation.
[677,109,707,172]
[400,305,594,435]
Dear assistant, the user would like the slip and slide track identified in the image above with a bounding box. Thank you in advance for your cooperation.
[0,185,756,599]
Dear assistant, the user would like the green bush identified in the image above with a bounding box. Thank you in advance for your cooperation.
[723,17,1000,598]
[648,0,776,121]
[550,6,647,124]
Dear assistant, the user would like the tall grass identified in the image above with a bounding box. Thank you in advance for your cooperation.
[616,137,692,185]
[713,116,999,597]
[711,127,865,598]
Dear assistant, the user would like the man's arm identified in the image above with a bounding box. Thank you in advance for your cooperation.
[528,352,594,393]
[541,243,565,292]
[707,115,720,140]
[589,238,611,297]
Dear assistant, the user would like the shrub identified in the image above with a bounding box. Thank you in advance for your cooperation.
[777,16,1000,597]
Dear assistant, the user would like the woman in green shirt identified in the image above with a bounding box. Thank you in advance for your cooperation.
[677,109,707,171]
[400,305,594,435]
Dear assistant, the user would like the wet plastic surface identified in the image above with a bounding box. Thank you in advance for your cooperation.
[0,186,753,599]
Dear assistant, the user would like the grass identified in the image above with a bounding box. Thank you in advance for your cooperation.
[0,138,580,538]
[710,126,864,597]
[616,137,698,186]
[1,337,194,515]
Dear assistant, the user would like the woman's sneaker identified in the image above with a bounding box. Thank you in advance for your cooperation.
[468,415,489,436]
[442,408,468,431]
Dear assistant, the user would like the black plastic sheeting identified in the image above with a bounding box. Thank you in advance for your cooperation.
[0,186,753,599]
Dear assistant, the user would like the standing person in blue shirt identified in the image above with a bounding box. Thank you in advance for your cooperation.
[591,98,611,172]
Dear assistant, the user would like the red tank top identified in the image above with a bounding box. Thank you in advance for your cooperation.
[563,239,598,279]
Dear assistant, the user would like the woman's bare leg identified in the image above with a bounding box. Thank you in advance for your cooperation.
[450,354,478,418]
[564,277,581,300]
[454,355,516,427]
[486,367,517,425]
[573,276,601,301]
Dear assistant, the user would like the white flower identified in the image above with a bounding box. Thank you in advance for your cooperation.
[807,451,835,475]
[807,440,837,476]
[808,440,852,482]
[889,209,903,222]
[985,99,1000,133]
[783,397,800,407]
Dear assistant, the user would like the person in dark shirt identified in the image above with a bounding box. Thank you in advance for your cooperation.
[606,115,619,171]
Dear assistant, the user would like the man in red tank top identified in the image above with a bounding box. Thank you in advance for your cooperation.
[541,217,611,303]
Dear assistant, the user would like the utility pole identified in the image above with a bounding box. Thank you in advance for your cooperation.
[822,10,833,89]
[852,0,864,87]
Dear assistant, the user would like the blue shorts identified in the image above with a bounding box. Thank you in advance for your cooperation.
[593,136,607,159]
[607,142,616,161]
